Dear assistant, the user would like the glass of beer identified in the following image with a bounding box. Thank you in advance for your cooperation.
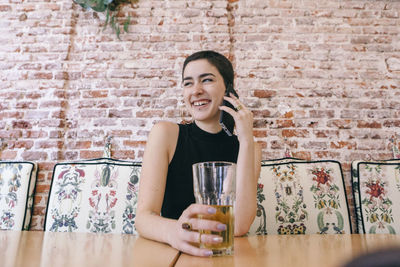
[192,161,236,256]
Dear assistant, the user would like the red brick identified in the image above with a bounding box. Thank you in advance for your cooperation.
[112,150,135,159]
[34,195,43,205]
[29,72,53,80]
[283,111,294,119]
[37,162,56,172]
[0,151,17,160]
[383,120,400,127]
[0,130,22,139]
[136,110,164,117]
[12,120,32,129]
[33,206,46,216]
[292,151,311,160]
[39,100,67,108]
[35,184,50,194]
[309,110,335,118]
[253,130,267,138]
[109,109,132,118]
[314,130,339,138]
[64,151,79,160]
[330,141,356,149]
[327,119,353,129]
[314,151,341,159]
[22,130,48,139]
[82,90,109,98]
[357,120,382,128]
[38,119,65,128]
[15,101,37,109]
[254,90,277,98]
[0,5,11,11]
[282,129,310,138]
[276,120,294,128]
[123,140,147,147]
[80,150,103,159]
[110,130,133,137]
[8,140,34,149]
[80,109,107,118]
[21,151,47,161]
[252,110,271,118]
[35,140,64,149]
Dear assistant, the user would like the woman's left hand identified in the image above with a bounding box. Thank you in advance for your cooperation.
[219,93,254,143]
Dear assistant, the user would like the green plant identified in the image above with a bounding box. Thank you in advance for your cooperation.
[73,0,138,39]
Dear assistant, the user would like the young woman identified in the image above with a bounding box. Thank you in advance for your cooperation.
[136,50,261,257]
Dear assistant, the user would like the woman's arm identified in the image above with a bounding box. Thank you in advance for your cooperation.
[219,94,262,236]
[135,122,226,256]
[135,121,177,244]
[235,141,261,235]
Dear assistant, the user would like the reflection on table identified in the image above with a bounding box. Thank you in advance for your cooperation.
[176,234,400,267]
[0,231,179,267]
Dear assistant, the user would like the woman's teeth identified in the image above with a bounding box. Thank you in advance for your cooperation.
[193,100,209,106]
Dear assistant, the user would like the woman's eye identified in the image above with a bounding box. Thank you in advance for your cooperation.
[183,82,192,87]
[202,78,213,83]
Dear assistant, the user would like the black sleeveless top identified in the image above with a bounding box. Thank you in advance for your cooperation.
[161,122,240,219]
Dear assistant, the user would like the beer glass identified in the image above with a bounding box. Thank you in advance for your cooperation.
[192,161,236,256]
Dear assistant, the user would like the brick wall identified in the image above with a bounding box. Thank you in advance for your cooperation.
[0,0,399,231]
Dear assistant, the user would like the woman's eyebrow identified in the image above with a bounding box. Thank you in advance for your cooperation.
[183,72,216,81]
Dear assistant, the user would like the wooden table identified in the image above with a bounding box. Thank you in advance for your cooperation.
[2,232,400,267]
[0,231,180,267]
[176,234,400,267]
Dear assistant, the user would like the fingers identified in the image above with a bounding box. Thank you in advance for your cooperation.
[174,204,227,256]
[183,230,223,244]
[179,241,213,257]
[181,203,217,218]
[180,204,227,232]
[224,93,246,111]
[183,218,227,232]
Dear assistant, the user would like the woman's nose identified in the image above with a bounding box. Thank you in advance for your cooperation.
[193,82,204,94]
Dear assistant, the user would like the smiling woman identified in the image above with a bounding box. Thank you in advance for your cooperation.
[135,50,262,257]
[182,60,226,128]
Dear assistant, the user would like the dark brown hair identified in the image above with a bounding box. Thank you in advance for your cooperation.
[182,50,234,89]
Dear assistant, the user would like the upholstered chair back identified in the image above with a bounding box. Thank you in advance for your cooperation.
[249,159,352,235]
[0,161,37,230]
[45,158,141,234]
[352,159,400,234]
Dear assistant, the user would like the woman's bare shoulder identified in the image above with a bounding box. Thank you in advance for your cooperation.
[145,121,179,162]
[150,121,179,137]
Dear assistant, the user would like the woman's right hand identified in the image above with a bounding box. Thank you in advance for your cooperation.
[168,204,227,257]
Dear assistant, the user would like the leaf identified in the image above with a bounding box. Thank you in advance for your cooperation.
[90,1,107,12]
[124,15,131,33]
[116,25,121,40]
[104,9,110,30]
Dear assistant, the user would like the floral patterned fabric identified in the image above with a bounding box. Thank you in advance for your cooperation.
[45,158,141,234]
[0,162,37,230]
[249,159,351,235]
[351,160,400,234]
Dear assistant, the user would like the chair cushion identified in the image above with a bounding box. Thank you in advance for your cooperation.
[44,158,141,234]
[351,159,400,234]
[0,161,37,230]
[249,159,352,235]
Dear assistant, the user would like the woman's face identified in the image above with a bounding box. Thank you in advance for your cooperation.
[182,59,226,123]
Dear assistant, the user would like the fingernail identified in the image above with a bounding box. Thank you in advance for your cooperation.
[208,207,216,214]
[213,237,223,242]
[204,250,213,257]
[217,224,226,231]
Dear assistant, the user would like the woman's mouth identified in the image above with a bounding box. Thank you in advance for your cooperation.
[192,100,211,108]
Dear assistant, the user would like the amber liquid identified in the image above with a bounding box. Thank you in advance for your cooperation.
[198,205,234,255]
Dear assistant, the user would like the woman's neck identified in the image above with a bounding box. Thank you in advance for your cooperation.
[194,120,222,134]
